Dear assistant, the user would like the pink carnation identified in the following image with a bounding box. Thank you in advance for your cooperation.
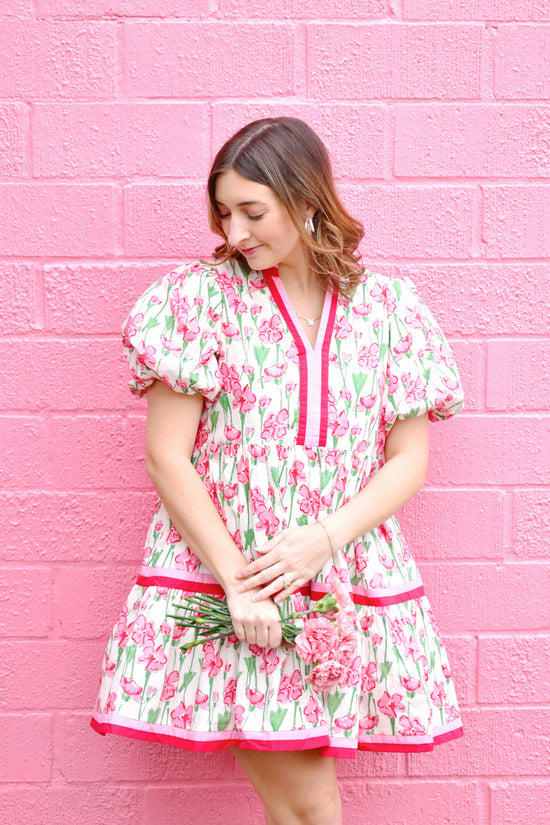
[295,617,339,665]
[334,633,357,666]
[331,578,353,611]
[336,604,356,637]
[306,660,346,691]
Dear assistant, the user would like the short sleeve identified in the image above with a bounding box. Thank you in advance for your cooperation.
[386,277,464,422]
[121,263,223,401]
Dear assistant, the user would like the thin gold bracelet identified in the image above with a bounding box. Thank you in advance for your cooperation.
[318,520,335,556]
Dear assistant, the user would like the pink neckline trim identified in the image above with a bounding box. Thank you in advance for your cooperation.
[262,267,338,447]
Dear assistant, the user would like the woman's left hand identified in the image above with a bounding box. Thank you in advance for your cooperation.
[235,522,334,603]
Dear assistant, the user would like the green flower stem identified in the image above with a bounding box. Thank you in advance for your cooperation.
[169,592,340,651]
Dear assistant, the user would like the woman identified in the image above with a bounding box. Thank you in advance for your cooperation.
[92,118,464,825]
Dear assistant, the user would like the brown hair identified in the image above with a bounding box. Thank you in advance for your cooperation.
[207,117,364,299]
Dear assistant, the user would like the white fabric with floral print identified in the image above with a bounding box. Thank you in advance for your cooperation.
[91,260,464,757]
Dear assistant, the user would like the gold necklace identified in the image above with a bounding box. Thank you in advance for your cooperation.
[295,311,322,327]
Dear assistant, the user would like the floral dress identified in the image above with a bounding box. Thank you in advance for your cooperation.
[91,259,464,758]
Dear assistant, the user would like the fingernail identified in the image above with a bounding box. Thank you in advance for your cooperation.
[237,586,245,593]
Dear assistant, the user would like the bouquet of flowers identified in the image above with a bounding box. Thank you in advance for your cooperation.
[169,580,358,692]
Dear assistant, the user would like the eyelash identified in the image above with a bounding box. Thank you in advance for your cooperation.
[218,213,265,222]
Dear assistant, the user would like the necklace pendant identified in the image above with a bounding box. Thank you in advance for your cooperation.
[306,318,314,327]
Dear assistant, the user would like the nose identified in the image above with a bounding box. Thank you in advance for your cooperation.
[226,215,251,247]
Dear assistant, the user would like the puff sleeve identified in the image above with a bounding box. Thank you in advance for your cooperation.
[386,277,464,422]
[121,263,223,401]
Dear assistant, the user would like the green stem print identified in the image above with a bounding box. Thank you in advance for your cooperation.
[94,263,464,757]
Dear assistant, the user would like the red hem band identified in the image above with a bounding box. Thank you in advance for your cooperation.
[90,717,463,757]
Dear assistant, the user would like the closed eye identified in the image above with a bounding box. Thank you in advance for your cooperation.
[218,211,265,222]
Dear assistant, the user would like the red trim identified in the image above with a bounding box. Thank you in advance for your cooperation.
[309,582,426,607]
[136,574,311,599]
[136,574,225,595]
[319,292,338,447]
[136,573,425,607]
[90,718,463,757]
[351,585,425,607]
[263,268,309,445]
[91,718,330,754]
[433,725,464,746]
[355,725,464,753]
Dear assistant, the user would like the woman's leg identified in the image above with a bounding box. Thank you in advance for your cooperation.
[232,747,342,825]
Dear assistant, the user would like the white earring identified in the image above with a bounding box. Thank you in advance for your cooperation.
[305,216,315,235]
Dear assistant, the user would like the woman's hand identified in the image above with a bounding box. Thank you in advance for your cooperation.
[235,523,333,603]
[226,588,282,648]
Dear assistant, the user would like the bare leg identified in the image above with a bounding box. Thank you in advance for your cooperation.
[232,747,342,825]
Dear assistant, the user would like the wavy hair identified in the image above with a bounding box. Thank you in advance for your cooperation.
[206,118,364,299]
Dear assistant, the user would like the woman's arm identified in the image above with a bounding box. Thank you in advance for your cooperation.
[145,380,282,648]
[325,412,429,547]
[236,413,429,602]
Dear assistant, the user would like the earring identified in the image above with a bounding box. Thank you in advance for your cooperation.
[305,216,315,235]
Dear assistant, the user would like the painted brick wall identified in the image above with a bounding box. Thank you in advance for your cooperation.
[1,2,549,823]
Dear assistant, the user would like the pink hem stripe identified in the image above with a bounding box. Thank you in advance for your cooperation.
[433,725,464,746]
[352,585,425,606]
[310,579,426,607]
[90,716,463,757]
[139,568,219,585]
[356,725,464,753]
[91,715,331,752]
[136,573,425,606]
[136,574,225,595]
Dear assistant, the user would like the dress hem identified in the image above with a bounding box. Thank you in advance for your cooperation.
[90,714,463,759]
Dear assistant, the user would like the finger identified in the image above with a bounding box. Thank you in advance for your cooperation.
[237,565,285,592]
[250,580,283,601]
[236,560,270,580]
[232,622,245,642]
[254,576,301,603]
[255,625,269,649]
[273,583,301,605]
[236,553,279,580]
[268,624,283,649]
[256,532,286,556]
[243,625,256,646]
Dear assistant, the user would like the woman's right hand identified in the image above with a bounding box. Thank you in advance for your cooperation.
[226,588,282,649]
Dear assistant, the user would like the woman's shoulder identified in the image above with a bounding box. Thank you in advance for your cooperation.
[349,269,408,312]
[133,258,249,302]
[166,257,252,292]
[355,268,416,293]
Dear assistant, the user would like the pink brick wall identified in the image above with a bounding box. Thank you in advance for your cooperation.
[1,2,548,823]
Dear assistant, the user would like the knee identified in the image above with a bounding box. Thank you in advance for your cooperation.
[285,788,342,825]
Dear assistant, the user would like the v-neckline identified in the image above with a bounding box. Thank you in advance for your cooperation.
[261,266,332,353]
[260,267,339,446]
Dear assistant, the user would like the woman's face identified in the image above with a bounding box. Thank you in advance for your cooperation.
[214,170,306,272]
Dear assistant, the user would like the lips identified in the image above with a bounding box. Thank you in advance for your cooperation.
[239,245,262,256]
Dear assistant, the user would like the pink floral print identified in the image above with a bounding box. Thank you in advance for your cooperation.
[91,259,464,757]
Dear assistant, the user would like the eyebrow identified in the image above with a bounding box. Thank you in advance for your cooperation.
[215,200,268,207]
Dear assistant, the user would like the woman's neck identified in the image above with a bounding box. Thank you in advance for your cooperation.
[277,257,321,296]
